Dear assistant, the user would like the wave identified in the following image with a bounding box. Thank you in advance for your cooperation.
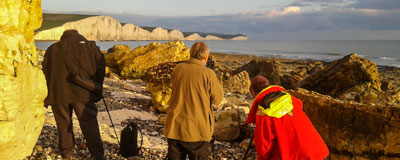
[325,52,342,56]
[379,56,398,61]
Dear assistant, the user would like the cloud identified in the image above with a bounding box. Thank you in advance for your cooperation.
[288,0,351,7]
[270,6,302,17]
[243,6,302,19]
[290,0,400,10]
[346,0,400,10]
[81,5,400,40]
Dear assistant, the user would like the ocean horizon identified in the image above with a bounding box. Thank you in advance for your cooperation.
[35,40,400,68]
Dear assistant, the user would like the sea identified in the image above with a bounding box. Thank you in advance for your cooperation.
[35,40,400,68]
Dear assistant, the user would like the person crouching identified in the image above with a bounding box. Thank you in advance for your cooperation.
[246,76,329,160]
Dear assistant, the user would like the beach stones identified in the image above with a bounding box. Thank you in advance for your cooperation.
[299,53,382,103]
[0,0,47,159]
[105,41,189,79]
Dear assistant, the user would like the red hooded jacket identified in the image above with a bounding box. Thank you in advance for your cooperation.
[246,86,329,160]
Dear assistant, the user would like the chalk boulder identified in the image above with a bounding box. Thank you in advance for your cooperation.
[0,0,47,159]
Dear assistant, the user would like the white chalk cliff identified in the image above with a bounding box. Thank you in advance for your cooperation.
[35,16,122,41]
[35,15,246,41]
[184,33,204,40]
[204,35,224,40]
[231,36,248,40]
[121,24,152,40]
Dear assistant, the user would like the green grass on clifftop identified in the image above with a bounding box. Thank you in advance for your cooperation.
[36,13,97,32]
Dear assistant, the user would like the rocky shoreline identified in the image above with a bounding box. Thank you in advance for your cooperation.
[25,77,258,160]
[29,45,400,160]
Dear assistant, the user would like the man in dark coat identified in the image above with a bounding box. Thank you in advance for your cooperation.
[42,30,105,160]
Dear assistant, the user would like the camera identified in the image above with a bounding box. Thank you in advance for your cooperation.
[206,57,215,70]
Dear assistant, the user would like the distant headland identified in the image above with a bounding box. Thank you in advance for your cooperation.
[34,13,248,41]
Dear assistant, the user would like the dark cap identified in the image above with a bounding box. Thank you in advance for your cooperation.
[250,76,270,94]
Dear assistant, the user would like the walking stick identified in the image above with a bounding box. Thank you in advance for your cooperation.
[102,98,120,144]
[211,137,216,160]
[243,132,254,160]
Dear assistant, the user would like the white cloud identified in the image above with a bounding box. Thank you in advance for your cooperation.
[87,5,400,40]
[269,6,302,17]
[347,0,400,10]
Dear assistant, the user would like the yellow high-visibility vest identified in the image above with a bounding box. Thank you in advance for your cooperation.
[257,86,294,118]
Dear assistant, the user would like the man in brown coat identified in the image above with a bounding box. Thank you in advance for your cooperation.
[164,42,224,160]
[42,30,105,160]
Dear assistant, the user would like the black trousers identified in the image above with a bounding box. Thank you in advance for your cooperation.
[51,102,104,159]
[167,139,210,160]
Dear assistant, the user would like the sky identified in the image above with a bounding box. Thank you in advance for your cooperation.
[42,0,400,40]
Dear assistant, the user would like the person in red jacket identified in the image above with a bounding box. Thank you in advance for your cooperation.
[246,76,329,160]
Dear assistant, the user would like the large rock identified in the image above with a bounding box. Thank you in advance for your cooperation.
[106,44,130,54]
[105,42,189,112]
[105,45,131,71]
[280,61,324,89]
[213,108,250,141]
[105,41,189,79]
[235,59,281,85]
[0,0,47,159]
[144,62,183,112]
[299,53,382,103]
[223,71,251,94]
[288,88,400,159]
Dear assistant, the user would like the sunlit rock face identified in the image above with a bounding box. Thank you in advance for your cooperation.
[299,53,382,103]
[35,16,188,41]
[105,42,190,112]
[144,61,187,112]
[150,27,170,40]
[230,36,248,40]
[288,88,400,159]
[222,71,251,94]
[184,33,204,40]
[169,30,184,41]
[34,15,122,41]
[235,59,281,85]
[0,0,47,159]
[213,108,250,142]
[204,35,224,40]
[105,41,189,79]
[34,15,248,41]
[121,24,152,40]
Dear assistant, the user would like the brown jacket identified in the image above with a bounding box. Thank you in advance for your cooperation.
[164,58,223,142]
[42,31,105,106]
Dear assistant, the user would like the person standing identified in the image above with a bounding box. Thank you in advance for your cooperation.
[164,42,224,160]
[247,76,329,160]
[42,30,105,160]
